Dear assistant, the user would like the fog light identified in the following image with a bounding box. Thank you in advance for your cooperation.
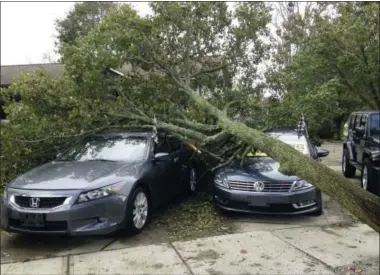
[292,200,316,209]
[214,195,228,205]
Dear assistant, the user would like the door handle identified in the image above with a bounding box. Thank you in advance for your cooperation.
[173,157,179,163]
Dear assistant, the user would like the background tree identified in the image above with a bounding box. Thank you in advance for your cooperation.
[265,2,378,140]
[55,1,118,47]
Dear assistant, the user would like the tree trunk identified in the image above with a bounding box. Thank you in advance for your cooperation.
[183,84,380,233]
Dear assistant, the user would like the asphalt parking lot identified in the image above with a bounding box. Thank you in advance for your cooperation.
[0,141,361,264]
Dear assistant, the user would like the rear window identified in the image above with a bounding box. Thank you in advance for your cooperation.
[370,113,380,136]
[280,138,309,155]
[247,133,310,157]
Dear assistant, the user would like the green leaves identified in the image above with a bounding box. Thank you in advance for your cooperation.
[55,2,119,47]
[266,2,378,140]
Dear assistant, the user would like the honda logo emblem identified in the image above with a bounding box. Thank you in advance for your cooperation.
[29,197,40,208]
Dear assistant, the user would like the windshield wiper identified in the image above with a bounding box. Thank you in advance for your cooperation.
[87,159,117,162]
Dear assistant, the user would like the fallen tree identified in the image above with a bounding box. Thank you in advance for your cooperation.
[2,2,379,233]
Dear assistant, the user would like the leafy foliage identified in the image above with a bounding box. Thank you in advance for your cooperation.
[266,2,379,139]
[55,2,118,47]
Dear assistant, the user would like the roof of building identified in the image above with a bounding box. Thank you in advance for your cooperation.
[1,56,226,86]
[0,63,148,86]
[1,63,65,86]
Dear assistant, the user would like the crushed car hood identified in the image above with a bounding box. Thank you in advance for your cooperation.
[9,160,146,190]
[221,157,299,183]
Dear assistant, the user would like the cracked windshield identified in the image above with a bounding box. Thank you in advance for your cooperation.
[1,2,379,275]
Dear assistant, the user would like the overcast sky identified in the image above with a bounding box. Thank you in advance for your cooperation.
[0,2,151,65]
[0,2,293,66]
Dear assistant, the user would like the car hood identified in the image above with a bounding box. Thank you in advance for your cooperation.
[9,160,147,190]
[371,135,380,144]
[220,157,299,182]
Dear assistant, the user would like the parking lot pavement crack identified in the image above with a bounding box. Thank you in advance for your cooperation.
[169,242,195,275]
[271,232,336,272]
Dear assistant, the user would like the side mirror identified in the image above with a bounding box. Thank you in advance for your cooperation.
[316,148,329,158]
[153,152,169,162]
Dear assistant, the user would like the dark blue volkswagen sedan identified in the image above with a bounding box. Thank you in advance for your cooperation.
[213,129,329,215]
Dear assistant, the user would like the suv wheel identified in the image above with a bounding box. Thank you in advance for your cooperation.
[361,159,378,195]
[361,163,369,191]
[342,149,356,178]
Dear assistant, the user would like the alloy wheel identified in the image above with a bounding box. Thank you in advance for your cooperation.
[362,166,368,190]
[342,155,346,173]
[132,192,148,229]
[189,168,197,192]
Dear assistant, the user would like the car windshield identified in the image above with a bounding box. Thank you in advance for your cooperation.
[370,113,380,136]
[246,133,310,157]
[58,135,148,162]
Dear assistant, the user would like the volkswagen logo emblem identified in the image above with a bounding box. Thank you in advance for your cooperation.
[29,197,41,208]
[253,181,265,192]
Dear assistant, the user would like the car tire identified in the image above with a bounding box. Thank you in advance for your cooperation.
[312,206,323,216]
[361,159,378,195]
[342,148,356,178]
[123,186,150,235]
[188,165,197,194]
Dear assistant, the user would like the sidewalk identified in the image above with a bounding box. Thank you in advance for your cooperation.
[1,223,379,275]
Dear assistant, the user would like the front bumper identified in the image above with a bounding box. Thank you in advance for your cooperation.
[213,185,321,215]
[1,189,127,236]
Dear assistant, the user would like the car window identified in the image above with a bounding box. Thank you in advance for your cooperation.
[154,136,171,154]
[253,133,310,156]
[360,115,368,127]
[348,114,356,129]
[370,113,380,136]
[355,115,362,128]
[58,136,148,162]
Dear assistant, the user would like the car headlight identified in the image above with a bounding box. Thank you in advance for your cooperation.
[290,179,313,192]
[76,182,124,203]
[214,174,230,189]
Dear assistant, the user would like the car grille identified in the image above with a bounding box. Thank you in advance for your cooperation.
[228,180,293,192]
[9,218,68,231]
[14,196,67,208]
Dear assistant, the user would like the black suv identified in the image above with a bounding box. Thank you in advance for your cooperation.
[342,111,380,196]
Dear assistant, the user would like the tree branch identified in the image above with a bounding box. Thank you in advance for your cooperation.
[13,126,109,144]
[191,63,229,79]
[109,112,208,141]
[211,145,245,172]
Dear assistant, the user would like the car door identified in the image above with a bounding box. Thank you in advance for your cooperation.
[356,115,368,165]
[351,114,361,161]
[149,135,176,205]
[167,136,185,196]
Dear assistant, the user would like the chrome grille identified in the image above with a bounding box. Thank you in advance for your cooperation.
[15,196,67,208]
[229,180,292,192]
